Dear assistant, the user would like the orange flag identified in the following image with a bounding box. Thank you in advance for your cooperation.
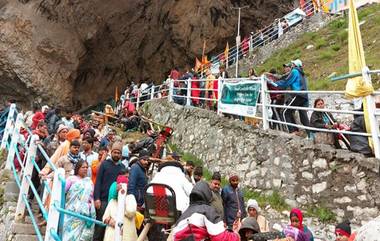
[224,42,229,61]
[195,57,202,72]
[115,86,119,103]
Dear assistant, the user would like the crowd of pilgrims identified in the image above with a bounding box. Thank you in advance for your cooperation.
[0,99,377,241]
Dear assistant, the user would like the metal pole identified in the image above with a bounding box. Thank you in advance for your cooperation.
[186,78,192,106]
[260,75,270,130]
[235,8,241,78]
[1,103,16,149]
[5,113,23,170]
[15,134,39,221]
[168,79,174,102]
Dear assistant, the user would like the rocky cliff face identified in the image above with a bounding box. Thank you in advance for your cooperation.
[0,0,293,109]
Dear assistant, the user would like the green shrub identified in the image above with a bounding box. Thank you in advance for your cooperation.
[315,38,328,49]
[319,50,334,60]
[331,44,341,51]
[306,206,336,223]
[328,19,347,31]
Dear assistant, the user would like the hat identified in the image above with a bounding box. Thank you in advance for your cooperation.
[283,63,292,67]
[335,221,351,238]
[138,149,150,160]
[238,217,261,237]
[111,141,123,152]
[291,59,303,67]
[41,105,49,112]
[56,125,68,134]
[247,199,261,213]
[66,129,80,142]
[229,172,239,181]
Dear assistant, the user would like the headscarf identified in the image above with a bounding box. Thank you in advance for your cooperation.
[229,172,239,181]
[83,128,95,138]
[290,208,304,231]
[117,175,129,185]
[66,129,80,142]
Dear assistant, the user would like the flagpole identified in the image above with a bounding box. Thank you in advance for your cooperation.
[232,5,249,78]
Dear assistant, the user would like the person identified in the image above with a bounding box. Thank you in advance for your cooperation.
[40,128,81,177]
[62,160,95,241]
[248,68,257,78]
[193,166,203,183]
[355,216,380,241]
[335,220,353,241]
[210,172,224,218]
[47,108,62,134]
[310,98,341,148]
[80,136,99,178]
[244,199,269,232]
[184,160,195,184]
[266,68,285,130]
[31,105,49,130]
[222,174,246,228]
[29,121,49,201]
[56,140,82,178]
[150,160,193,213]
[289,208,314,241]
[206,69,217,110]
[127,150,149,210]
[62,111,74,129]
[93,141,125,241]
[274,59,310,136]
[91,145,108,184]
[100,129,115,149]
[218,65,229,79]
[173,181,240,241]
[45,125,68,156]
[349,105,373,156]
[238,217,261,241]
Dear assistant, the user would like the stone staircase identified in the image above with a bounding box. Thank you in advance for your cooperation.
[0,171,44,241]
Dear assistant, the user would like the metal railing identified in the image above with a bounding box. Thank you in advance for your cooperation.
[207,0,320,72]
[0,107,133,241]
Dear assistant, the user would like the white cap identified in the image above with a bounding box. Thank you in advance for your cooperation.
[41,105,49,112]
[291,59,303,67]
[246,199,261,213]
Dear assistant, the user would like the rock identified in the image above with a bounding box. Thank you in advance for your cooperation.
[312,158,328,169]
[0,0,294,108]
[334,197,352,204]
[302,171,313,180]
[306,44,314,49]
[312,182,327,194]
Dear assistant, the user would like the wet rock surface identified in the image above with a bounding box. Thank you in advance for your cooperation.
[0,0,293,109]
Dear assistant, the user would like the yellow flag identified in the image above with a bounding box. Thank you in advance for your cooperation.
[345,0,373,98]
[346,0,374,150]
[224,42,229,61]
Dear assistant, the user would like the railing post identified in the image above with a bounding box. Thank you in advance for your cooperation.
[5,113,24,170]
[15,134,39,221]
[1,103,16,149]
[168,79,174,102]
[150,85,155,100]
[260,75,270,130]
[45,168,65,241]
[115,183,127,241]
[186,78,192,106]
[136,89,141,110]
[217,77,222,115]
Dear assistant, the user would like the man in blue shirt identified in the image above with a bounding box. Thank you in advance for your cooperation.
[274,59,310,135]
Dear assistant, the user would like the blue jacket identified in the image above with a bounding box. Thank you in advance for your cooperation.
[221,185,246,227]
[276,67,308,99]
[127,161,147,206]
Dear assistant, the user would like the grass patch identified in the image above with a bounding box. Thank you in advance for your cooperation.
[306,206,337,223]
[245,189,290,211]
[254,3,380,90]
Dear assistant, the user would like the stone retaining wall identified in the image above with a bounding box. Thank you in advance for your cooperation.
[143,100,380,224]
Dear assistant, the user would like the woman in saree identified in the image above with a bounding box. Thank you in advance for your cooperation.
[62,160,96,241]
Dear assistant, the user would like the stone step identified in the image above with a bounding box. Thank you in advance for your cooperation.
[14,234,42,241]
[11,222,46,235]
[5,181,19,194]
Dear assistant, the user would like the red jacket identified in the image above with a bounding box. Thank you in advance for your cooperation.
[31,112,45,130]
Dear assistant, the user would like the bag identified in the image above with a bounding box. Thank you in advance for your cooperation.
[314,132,335,145]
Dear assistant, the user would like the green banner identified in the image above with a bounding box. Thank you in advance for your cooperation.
[221,82,260,106]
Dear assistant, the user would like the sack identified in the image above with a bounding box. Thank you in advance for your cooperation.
[314,132,335,145]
